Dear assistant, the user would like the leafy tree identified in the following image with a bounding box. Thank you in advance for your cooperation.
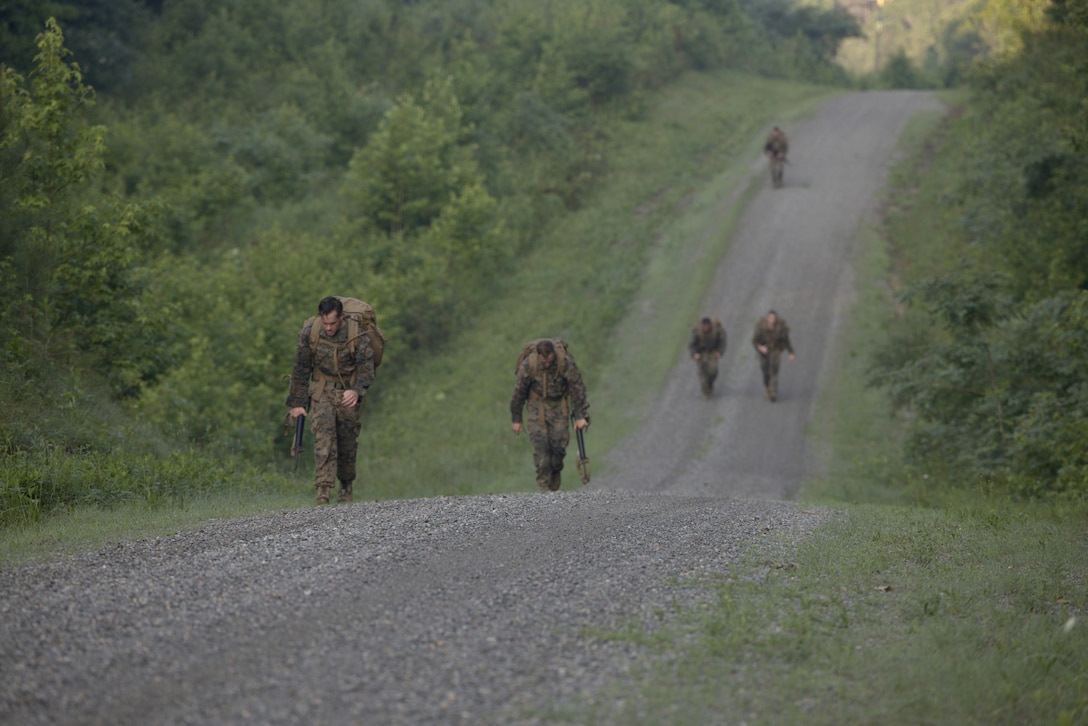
[737,0,861,72]
[973,0,1051,57]
[344,78,481,236]
[871,4,1088,497]
[0,0,152,93]
[0,19,173,396]
[873,275,1088,496]
[1048,0,1088,28]
[0,0,883,462]
[342,77,504,350]
[879,50,934,89]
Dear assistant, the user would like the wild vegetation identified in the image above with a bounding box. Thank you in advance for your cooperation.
[1,0,862,525]
[577,36,1088,720]
[1,0,1085,521]
[2,2,1086,721]
[868,0,1088,499]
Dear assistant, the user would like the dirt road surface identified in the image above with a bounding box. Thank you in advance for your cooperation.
[600,91,944,500]
[0,91,943,725]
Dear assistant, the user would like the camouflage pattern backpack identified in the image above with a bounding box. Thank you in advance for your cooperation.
[514,338,570,378]
[305,296,386,370]
[708,316,726,346]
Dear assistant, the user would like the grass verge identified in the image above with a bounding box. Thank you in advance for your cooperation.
[578,503,1088,725]
[566,94,1088,724]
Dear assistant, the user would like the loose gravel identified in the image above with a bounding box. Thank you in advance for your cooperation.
[0,491,827,725]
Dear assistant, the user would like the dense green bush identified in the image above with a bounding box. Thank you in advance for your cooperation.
[870,8,1088,498]
[1,20,176,396]
[0,0,896,519]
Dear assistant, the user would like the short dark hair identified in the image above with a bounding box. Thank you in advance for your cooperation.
[701,316,712,326]
[318,296,344,316]
[536,339,556,356]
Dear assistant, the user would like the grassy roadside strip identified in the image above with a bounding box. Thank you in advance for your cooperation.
[570,99,1088,724]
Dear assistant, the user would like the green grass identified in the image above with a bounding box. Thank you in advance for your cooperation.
[561,90,1088,724]
[0,488,300,568]
[0,70,835,563]
[580,503,1088,725]
[335,70,833,498]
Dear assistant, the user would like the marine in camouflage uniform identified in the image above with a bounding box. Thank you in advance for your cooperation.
[764,126,789,189]
[509,340,590,491]
[287,296,375,504]
[689,316,727,399]
[751,310,794,402]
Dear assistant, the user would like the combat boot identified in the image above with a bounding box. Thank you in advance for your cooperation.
[337,482,353,503]
[316,485,331,504]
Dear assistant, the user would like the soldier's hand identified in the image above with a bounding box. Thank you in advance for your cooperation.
[342,389,360,408]
[511,422,522,435]
[693,353,701,361]
[757,344,768,355]
[288,406,307,420]
[574,418,589,431]
[789,353,795,362]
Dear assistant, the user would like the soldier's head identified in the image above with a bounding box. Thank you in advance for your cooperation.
[700,317,713,334]
[766,310,778,327]
[318,296,345,336]
[536,340,556,368]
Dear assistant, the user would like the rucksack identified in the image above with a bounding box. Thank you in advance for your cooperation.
[694,317,725,342]
[709,317,726,344]
[515,338,569,378]
[305,296,386,371]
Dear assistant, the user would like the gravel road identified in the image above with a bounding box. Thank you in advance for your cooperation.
[0,91,943,725]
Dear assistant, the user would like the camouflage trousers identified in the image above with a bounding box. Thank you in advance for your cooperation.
[695,356,719,397]
[310,384,362,491]
[525,398,570,491]
[770,157,785,188]
[758,352,783,398]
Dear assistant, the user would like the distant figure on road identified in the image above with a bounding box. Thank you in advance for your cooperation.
[751,310,794,402]
[688,316,727,399]
[510,339,590,491]
[287,296,376,504]
[764,126,789,189]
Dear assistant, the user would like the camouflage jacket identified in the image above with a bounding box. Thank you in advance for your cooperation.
[764,131,789,157]
[689,322,726,357]
[510,355,590,424]
[286,320,375,408]
[751,316,793,355]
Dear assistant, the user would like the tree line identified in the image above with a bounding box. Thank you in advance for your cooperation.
[870,0,1088,498]
[1,0,861,480]
[7,0,1079,517]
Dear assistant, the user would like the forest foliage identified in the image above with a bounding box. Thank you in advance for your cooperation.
[871,0,1088,498]
[0,0,864,521]
[1,0,1084,522]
